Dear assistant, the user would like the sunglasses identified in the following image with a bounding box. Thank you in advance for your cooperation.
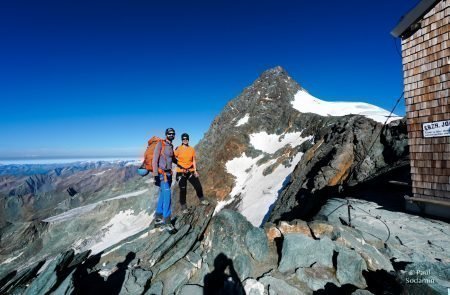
[167,133,175,136]
[182,138,189,140]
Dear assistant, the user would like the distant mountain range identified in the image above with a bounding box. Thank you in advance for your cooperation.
[0,160,144,225]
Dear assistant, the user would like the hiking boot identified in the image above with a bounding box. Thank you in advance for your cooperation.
[154,218,164,228]
[199,198,210,206]
[180,204,189,214]
[163,223,177,234]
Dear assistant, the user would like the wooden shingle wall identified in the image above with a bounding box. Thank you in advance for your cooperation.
[402,0,450,201]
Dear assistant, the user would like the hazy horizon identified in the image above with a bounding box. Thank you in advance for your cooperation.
[0,156,141,165]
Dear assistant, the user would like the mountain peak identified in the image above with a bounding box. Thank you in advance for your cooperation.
[258,66,289,79]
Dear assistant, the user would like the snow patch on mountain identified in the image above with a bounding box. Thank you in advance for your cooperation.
[76,209,153,254]
[292,90,403,123]
[92,169,111,176]
[0,252,23,265]
[250,131,311,154]
[43,203,99,223]
[235,113,250,126]
[226,154,264,199]
[243,152,304,226]
[214,153,262,216]
[43,189,149,223]
[218,132,313,226]
[102,231,150,257]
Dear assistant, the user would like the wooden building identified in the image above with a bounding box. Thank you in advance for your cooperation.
[392,0,449,218]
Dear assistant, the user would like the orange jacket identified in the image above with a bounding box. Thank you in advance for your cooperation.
[174,145,196,173]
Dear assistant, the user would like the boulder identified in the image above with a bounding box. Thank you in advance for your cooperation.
[264,224,282,242]
[335,246,367,288]
[259,275,307,295]
[144,281,163,295]
[278,234,335,273]
[185,251,202,269]
[186,262,210,286]
[245,227,270,262]
[203,210,278,281]
[179,284,204,295]
[334,226,393,272]
[296,266,339,291]
[278,220,312,237]
[308,221,334,239]
[119,267,152,295]
[155,259,196,294]
[233,254,253,281]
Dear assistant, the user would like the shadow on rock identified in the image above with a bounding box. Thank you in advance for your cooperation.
[0,270,17,290]
[363,269,402,295]
[73,252,105,295]
[203,253,244,295]
[105,252,136,295]
[313,282,357,295]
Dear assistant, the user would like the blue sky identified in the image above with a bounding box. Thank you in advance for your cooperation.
[0,0,417,159]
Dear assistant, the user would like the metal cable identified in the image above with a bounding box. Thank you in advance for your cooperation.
[324,199,392,243]
[343,91,404,187]
[352,204,391,243]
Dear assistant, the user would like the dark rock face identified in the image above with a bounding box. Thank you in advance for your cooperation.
[268,116,409,223]
[195,66,304,201]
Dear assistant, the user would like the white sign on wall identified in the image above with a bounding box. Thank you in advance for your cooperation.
[422,120,450,138]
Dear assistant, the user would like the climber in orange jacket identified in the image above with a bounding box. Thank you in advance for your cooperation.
[174,133,209,213]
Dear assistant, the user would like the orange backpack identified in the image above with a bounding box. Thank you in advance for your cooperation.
[142,136,166,172]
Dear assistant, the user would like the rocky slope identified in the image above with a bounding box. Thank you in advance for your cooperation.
[0,160,158,280]
[1,203,448,294]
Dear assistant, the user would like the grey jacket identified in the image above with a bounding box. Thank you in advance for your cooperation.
[152,140,175,176]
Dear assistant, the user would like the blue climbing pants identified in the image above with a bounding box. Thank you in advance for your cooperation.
[156,173,172,220]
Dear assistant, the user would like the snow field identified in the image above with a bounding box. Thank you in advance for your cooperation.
[292,90,403,124]
[222,131,312,226]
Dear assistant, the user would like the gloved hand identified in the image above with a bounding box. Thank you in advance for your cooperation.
[154,175,161,187]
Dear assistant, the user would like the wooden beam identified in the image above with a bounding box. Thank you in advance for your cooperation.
[404,195,450,207]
